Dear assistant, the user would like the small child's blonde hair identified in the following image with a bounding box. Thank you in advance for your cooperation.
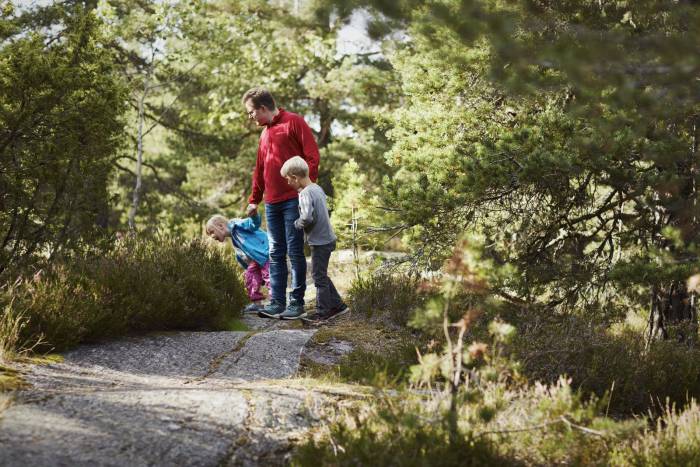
[280,156,309,178]
[205,214,228,233]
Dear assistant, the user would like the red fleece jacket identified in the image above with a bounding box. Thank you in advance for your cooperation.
[248,108,320,205]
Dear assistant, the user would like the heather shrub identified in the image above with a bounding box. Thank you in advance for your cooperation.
[0,234,246,353]
[293,393,504,467]
[347,273,423,326]
[293,329,641,467]
[505,310,700,416]
[610,401,700,466]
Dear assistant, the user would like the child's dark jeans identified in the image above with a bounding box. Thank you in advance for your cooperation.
[310,240,344,313]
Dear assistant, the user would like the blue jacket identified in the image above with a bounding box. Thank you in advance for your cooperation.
[228,214,269,269]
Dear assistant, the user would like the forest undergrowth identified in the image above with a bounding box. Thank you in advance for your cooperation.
[292,267,700,466]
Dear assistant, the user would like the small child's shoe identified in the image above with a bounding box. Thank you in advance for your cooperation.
[243,302,264,313]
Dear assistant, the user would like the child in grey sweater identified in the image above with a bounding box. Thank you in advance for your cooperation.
[280,156,348,322]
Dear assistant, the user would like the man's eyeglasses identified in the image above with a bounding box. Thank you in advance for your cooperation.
[247,108,258,119]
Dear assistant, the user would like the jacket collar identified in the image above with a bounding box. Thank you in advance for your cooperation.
[267,108,285,127]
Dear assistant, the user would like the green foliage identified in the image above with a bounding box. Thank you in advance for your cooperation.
[0,292,32,362]
[611,401,700,467]
[293,335,643,466]
[322,0,700,332]
[347,272,423,325]
[0,235,246,353]
[294,240,645,465]
[0,4,128,276]
[293,393,504,466]
[331,159,375,248]
[494,377,642,466]
[506,311,700,416]
[100,0,400,236]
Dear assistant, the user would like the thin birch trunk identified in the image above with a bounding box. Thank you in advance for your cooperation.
[128,80,148,231]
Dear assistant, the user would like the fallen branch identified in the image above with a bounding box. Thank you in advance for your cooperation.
[476,415,607,438]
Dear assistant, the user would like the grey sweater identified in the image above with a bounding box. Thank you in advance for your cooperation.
[294,183,337,245]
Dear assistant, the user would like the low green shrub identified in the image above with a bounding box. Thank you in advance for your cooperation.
[611,401,700,466]
[293,344,641,466]
[0,234,246,354]
[345,270,700,417]
[505,311,700,415]
[292,393,505,467]
[495,378,642,465]
[347,273,423,326]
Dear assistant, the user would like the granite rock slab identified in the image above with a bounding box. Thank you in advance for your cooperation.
[0,325,319,467]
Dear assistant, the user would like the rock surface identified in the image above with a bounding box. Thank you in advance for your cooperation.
[0,319,322,467]
[303,339,355,366]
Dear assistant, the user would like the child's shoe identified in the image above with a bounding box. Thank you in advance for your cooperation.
[243,301,264,313]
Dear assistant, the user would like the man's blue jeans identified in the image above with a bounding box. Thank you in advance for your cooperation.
[265,197,306,306]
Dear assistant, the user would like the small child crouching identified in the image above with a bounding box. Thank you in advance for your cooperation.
[206,213,270,313]
[280,156,348,322]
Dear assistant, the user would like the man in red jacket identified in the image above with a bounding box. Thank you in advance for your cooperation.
[242,87,320,320]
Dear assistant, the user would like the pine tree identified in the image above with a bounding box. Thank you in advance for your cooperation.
[323,0,700,339]
[0,1,127,277]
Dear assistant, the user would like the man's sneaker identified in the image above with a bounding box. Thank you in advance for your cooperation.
[258,301,285,319]
[280,301,307,320]
[325,303,349,321]
[243,302,264,313]
[302,303,349,324]
[301,312,325,324]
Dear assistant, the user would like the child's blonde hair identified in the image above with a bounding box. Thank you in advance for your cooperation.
[205,214,228,233]
[280,156,309,178]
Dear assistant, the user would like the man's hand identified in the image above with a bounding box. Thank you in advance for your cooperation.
[245,203,258,217]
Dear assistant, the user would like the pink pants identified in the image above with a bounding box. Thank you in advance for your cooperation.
[244,261,270,302]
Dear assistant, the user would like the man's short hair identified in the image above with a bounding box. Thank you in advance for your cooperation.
[241,87,276,110]
[280,156,309,178]
[205,214,228,232]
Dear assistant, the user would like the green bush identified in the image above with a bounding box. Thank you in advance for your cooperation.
[292,393,505,467]
[347,269,700,417]
[0,234,246,354]
[611,401,700,466]
[506,311,700,415]
[293,361,640,466]
[347,273,423,326]
[496,378,642,466]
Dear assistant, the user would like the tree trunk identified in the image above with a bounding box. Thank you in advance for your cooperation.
[649,281,697,343]
[648,119,699,344]
[128,83,148,231]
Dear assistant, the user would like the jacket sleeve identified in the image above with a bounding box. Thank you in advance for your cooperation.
[293,116,320,182]
[234,214,261,232]
[248,135,266,204]
[294,191,314,230]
